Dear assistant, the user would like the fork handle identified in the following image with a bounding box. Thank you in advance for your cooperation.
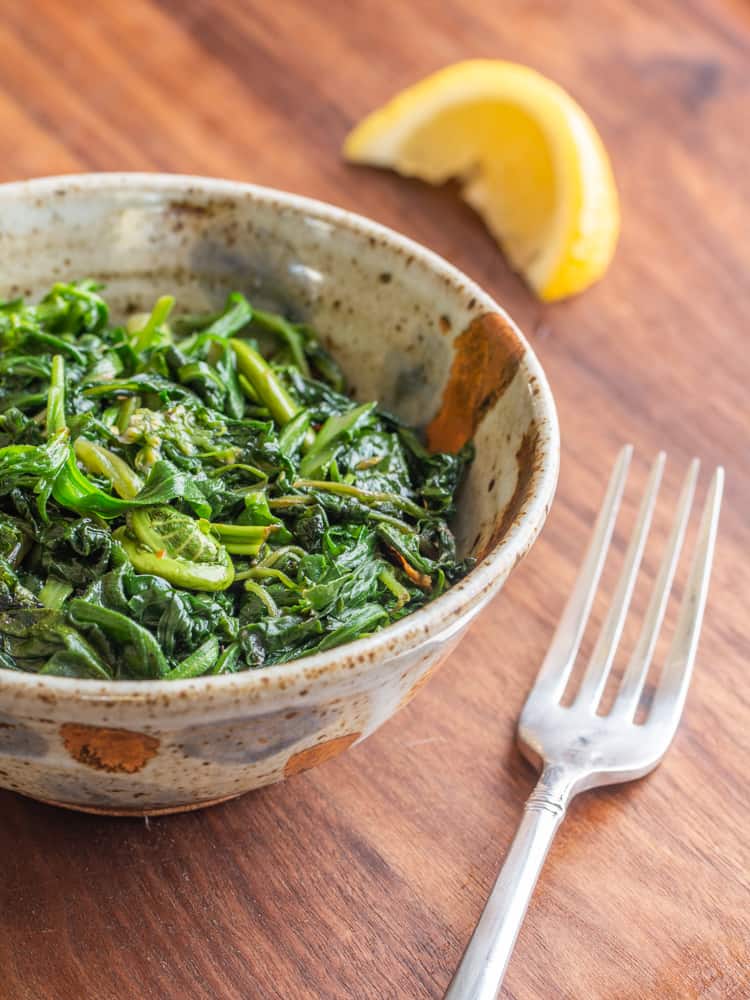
[444,771,572,1000]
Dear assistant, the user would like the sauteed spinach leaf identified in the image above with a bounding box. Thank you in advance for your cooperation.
[0,281,473,678]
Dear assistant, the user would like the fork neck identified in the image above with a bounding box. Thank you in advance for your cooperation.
[526,764,579,817]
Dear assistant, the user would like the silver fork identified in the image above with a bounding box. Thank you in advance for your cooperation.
[445,446,724,1000]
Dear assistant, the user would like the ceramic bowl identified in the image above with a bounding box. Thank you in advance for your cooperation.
[0,173,559,815]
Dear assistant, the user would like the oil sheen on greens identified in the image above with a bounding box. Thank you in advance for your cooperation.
[0,281,473,680]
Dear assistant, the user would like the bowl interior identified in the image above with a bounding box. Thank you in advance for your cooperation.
[0,174,552,565]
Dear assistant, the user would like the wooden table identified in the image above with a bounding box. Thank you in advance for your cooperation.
[1,2,748,997]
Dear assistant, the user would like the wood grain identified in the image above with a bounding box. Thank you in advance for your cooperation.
[1,1,749,997]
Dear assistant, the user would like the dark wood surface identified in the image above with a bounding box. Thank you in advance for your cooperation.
[1,2,749,997]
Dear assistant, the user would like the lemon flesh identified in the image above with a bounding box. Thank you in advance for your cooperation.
[344,60,620,301]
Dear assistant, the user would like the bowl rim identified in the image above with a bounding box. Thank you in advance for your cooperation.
[0,172,560,703]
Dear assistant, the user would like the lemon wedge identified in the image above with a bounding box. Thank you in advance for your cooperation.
[344,60,619,301]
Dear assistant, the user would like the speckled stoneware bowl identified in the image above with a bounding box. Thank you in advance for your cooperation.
[0,173,559,815]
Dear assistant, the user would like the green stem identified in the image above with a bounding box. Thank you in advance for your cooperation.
[278,408,311,457]
[259,545,306,567]
[378,567,410,610]
[230,338,300,427]
[252,308,310,377]
[129,295,174,353]
[205,522,274,544]
[73,438,143,499]
[23,330,86,365]
[294,478,425,519]
[207,462,268,483]
[237,372,262,404]
[181,292,253,353]
[204,521,275,556]
[298,402,376,478]
[244,567,297,589]
[268,495,315,510]
[243,580,280,617]
[365,509,416,531]
[209,641,242,674]
[46,355,67,437]
[38,577,73,610]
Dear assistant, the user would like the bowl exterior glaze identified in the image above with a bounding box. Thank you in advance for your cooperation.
[0,174,559,814]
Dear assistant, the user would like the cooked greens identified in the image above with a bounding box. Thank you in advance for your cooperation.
[0,281,473,679]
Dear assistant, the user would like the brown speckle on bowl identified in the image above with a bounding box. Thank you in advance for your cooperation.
[283,732,361,777]
[167,196,238,228]
[60,723,159,774]
[426,312,526,453]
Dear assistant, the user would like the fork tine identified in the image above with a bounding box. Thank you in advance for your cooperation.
[530,445,632,704]
[574,451,665,710]
[613,458,699,719]
[647,467,723,733]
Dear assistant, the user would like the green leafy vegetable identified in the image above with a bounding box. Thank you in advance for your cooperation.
[116,507,235,591]
[67,598,168,679]
[0,608,112,679]
[299,402,376,478]
[0,281,474,678]
[164,636,220,680]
